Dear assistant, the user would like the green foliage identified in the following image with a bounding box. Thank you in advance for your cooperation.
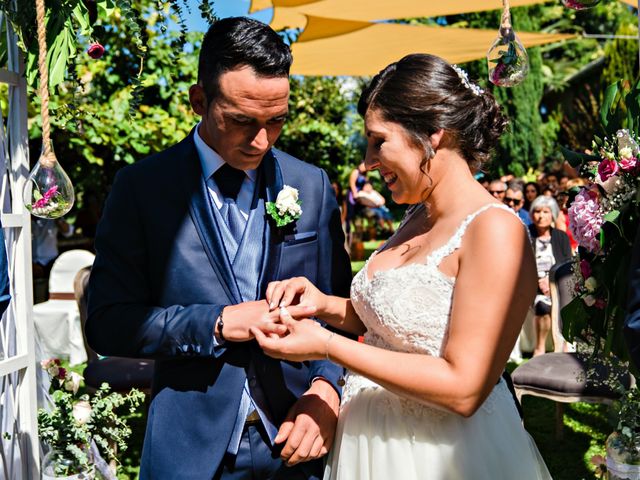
[602,22,639,88]
[277,76,365,182]
[30,2,201,200]
[38,360,145,476]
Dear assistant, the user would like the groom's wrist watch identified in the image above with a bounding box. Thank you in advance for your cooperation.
[215,308,226,342]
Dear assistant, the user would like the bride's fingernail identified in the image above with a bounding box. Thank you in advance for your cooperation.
[269,302,275,309]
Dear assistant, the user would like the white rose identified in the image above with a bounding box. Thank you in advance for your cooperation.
[584,276,598,292]
[63,372,83,395]
[72,400,92,425]
[287,203,302,217]
[619,146,633,159]
[583,295,596,307]
[276,185,298,206]
[275,186,301,218]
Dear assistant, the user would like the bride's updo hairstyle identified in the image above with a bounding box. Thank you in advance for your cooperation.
[357,53,508,171]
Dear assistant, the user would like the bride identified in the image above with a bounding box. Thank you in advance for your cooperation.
[252,54,551,479]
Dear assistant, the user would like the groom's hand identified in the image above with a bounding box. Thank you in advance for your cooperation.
[275,378,339,466]
[221,301,316,342]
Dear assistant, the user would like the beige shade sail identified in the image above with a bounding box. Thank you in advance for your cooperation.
[268,0,550,31]
[249,0,272,13]
[290,16,576,76]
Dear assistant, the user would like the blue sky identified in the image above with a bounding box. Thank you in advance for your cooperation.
[184,0,274,32]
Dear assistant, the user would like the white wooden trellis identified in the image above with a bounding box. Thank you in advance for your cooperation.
[0,4,40,479]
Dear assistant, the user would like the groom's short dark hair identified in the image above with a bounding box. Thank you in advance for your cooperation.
[198,17,292,102]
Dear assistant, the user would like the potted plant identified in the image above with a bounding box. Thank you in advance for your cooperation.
[562,80,640,479]
[38,358,145,479]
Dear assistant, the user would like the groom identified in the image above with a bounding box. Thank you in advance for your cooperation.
[86,17,351,479]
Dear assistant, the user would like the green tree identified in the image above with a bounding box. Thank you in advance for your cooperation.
[28,2,201,209]
[277,76,365,182]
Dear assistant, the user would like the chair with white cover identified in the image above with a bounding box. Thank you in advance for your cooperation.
[33,249,95,365]
[511,260,635,438]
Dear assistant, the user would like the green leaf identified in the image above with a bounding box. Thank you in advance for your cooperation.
[604,210,621,223]
[562,297,590,341]
[601,82,620,129]
[72,1,91,35]
[560,145,600,168]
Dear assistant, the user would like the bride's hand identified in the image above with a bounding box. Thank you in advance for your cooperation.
[251,307,329,362]
[266,276,328,313]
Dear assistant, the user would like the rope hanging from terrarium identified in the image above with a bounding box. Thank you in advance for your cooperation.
[35,0,54,168]
[500,0,512,31]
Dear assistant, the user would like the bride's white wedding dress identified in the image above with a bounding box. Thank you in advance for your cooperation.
[324,204,552,480]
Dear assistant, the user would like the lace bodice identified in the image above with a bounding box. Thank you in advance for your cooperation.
[343,203,516,416]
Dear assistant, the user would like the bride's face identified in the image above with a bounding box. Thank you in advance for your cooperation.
[363,109,430,205]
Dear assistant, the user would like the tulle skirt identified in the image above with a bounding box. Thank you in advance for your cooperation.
[324,375,552,480]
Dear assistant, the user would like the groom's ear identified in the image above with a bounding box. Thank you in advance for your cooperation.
[189,84,208,116]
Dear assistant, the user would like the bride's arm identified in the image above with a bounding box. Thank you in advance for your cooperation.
[255,212,536,417]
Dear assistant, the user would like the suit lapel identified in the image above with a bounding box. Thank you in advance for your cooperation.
[180,132,242,304]
[257,149,284,296]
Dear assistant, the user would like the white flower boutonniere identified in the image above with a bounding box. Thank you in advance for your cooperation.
[266,185,302,227]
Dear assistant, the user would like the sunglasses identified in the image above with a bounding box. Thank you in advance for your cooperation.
[504,197,522,205]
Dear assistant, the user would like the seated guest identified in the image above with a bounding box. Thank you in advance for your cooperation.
[528,196,571,356]
[524,181,540,211]
[357,181,395,234]
[504,181,531,226]
[488,179,507,200]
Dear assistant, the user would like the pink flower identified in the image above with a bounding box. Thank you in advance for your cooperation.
[594,298,607,309]
[580,259,592,279]
[490,63,507,84]
[568,188,604,253]
[42,185,58,201]
[598,158,619,181]
[619,156,638,174]
[87,43,105,59]
[563,0,588,9]
[569,191,600,247]
[33,197,48,208]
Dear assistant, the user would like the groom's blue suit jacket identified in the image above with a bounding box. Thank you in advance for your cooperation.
[86,131,352,479]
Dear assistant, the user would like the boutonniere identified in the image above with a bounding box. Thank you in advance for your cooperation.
[266,185,302,227]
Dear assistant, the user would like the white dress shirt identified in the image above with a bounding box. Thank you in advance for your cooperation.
[193,123,258,219]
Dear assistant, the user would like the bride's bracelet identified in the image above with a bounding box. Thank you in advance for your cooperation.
[325,332,336,361]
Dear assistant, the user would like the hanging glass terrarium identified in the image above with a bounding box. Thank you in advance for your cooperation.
[561,0,601,10]
[24,141,74,218]
[25,0,75,219]
[487,0,529,87]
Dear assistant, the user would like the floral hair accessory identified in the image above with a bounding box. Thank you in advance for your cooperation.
[451,64,484,96]
[266,185,302,228]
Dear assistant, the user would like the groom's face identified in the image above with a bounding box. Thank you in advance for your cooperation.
[192,66,289,171]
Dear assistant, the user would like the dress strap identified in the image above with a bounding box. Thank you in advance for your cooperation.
[428,203,515,267]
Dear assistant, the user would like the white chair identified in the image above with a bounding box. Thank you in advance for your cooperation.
[33,249,95,365]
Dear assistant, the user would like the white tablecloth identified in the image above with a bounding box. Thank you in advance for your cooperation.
[34,299,87,365]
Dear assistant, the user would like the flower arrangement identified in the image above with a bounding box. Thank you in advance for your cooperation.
[38,359,145,478]
[487,33,529,87]
[562,80,640,476]
[266,185,303,228]
[561,80,640,364]
[27,185,72,218]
